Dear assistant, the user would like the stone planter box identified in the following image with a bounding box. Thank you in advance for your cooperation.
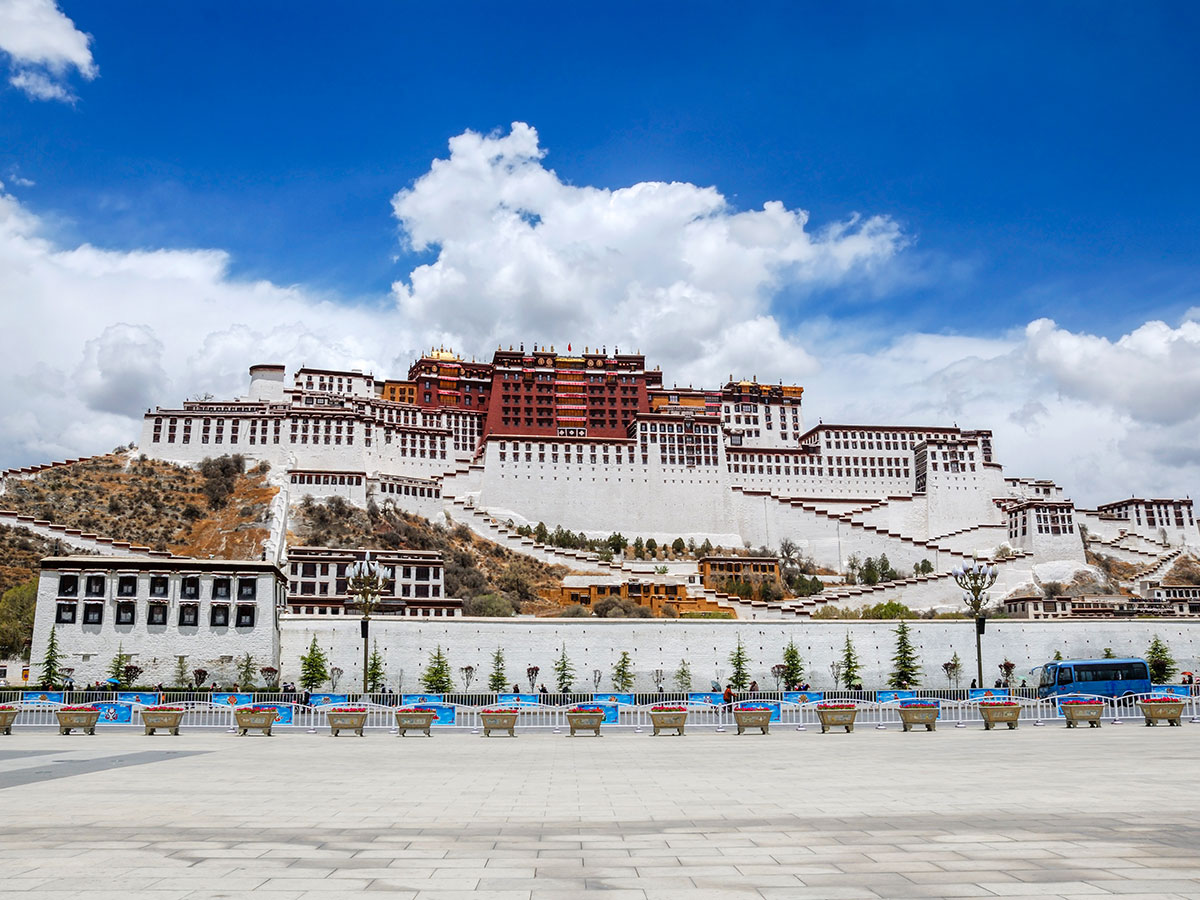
[395,710,438,737]
[56,708,100,735]
[141,709,185,736]
[817,706,858,733]
[565,711,604,736]
[1138,700,1184,727]
[233,708,275,736]
[898,706,938,732]
[980,704,1020,730]
[0,708,18,735]
[1061,703,1104,728]
[480,711,519,737]
[649,710,688,736]
[732,708,771,735]
[327,711,368,737]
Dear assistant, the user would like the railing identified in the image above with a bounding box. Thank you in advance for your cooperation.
[3,691,1196,732]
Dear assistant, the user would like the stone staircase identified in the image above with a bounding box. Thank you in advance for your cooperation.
[0,509,172,558]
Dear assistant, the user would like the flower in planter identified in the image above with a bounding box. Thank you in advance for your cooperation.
[817,703,856,709]
[0,706,15,711]
[400,707,436,713]
[568,706,602,714]
[1060,699,1104,706]
[900,700,938,708]
[481,708,519,714]
[145,706,185,712]
[329,707,367,713]
[978,700,1019,707]
[650,705,687,711]
[60,705,98,711]
[1143,696,1183,703]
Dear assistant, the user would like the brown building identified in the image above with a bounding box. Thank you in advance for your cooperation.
[698,556,782,592]
[541,575,728,616]
[285,546,460,617]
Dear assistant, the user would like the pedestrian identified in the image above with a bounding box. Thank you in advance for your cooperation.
[722,684,734,705]
[970,679,977,689]
[512,683,521,693]
[538,683,548,694]
[748,680,759,693]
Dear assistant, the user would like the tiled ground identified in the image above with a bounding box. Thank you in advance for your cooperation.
[1,723,1198,899]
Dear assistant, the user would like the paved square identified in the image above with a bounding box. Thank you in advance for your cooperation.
[1,724,1199,899]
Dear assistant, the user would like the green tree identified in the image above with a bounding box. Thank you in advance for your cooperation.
[863,600,916,619]
[782,639,805,689]
[1102,647,1116,659]
[632,537,645,559]
[607,532,628,556]
[1052,649,1064,661]
[298,636,329,692]
[728,635,750,690]
[107,643,133,688]
[173,655,190,688]
[1146,635,1177,683]
[487,647,507,692]
[0,580,37,659]
[672,537,686,555]
[236,652,257,689]
[612,651,635,691]
[645,538,658,558]
[861,556,880,586]
[888,620,922,688]
[673,658,693,692]
[534,521,549,544]
[366,640,387,692]
[553,643,575,692]
[420,645,455,693]
[840,634,862,689]
[698,538,713,557]
[39,625,64,687]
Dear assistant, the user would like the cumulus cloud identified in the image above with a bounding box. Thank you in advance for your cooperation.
[1,122,1198,506]
[0,0,96,102]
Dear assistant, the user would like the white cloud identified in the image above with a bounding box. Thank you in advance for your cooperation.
[0,122,1198,507]
[0,0,96,102]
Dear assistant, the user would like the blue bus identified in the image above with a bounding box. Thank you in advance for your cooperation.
[1037,658,1152,700]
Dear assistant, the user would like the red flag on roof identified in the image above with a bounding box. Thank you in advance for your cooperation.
[567,343,571,352]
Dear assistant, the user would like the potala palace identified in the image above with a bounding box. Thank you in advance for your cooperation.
[125,345,1197,616]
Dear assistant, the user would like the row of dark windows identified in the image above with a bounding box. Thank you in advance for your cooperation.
[56,601,256,627]
[57,574,257,601]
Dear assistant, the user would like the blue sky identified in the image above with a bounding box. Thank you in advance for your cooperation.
[7,1,1199,330]
[3,1,1200,503]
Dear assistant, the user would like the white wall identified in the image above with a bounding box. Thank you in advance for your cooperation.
[277,616,1200,693]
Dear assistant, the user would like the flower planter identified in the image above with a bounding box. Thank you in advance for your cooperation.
[0,707,18,735]
[1138,699,1184,727]
[395,709,438,737]
[732,708,771,735]
[816,705,858,733]
[649,708,688,736]
[141,708,185,736]
[233,708,276,736]
[480,710,519,737]
[56,707,100,735]
[565,710,604,736]
[327,709,368,737]
[979,703,1020,730]
[898,705,938,732]
[1061,702,1104,729]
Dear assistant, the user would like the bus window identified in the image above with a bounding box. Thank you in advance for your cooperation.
[1057,668,1074,685]
[1041,666,1056,687]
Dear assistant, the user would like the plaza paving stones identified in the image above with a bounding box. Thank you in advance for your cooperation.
[0,725,1198,899]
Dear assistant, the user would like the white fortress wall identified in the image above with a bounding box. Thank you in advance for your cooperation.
[279,616,1200,694]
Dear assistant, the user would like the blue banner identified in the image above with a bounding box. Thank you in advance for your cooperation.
[498,693,541,705]
[22,691,64,704]
[969,688,1010,701]
[95,702,132,724]
[309,693,349,707]
[876,690,916,704]
[573,702,619,724]
[213,692,253,707]
[426,703,455,725]
[401,693,444,705]
[688,692,725,706]
[117,691,161,706]
[251,704,294,725]
[1154,685,1191,697]
[783,691,824,705]
[591,692,635,706]
[734,700,781,722]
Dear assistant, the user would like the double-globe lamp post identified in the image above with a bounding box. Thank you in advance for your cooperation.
[952,561,998,690]
[346,552,387,694]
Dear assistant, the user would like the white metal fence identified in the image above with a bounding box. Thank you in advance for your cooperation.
[2,691,1197,732]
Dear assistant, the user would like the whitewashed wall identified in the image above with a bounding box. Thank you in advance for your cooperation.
[278,616,1200,694]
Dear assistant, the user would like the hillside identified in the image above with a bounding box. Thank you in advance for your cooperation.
[0,523,64,597]
[1,453,275,558]
[290,496,569,615]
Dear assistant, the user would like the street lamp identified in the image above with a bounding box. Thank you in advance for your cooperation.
[346,552,390,694]
[953,561,998,689]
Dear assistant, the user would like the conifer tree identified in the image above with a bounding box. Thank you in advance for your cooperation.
[673,658,693,692]
[298,636,329,692]
[39,626,64,687]
[552,643,575,692]
[781,639,805,689]
[173,655,190,689]
[728,635,750,690]
[236,652,257,688]
[420,645,454,693]
[366,640,387,692]
[487,646,507,692]
[107,643,133,687]
[888,620,921,688]
[1146,635,1177,684]
[840,633,862,689]
[612,651,635,691]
